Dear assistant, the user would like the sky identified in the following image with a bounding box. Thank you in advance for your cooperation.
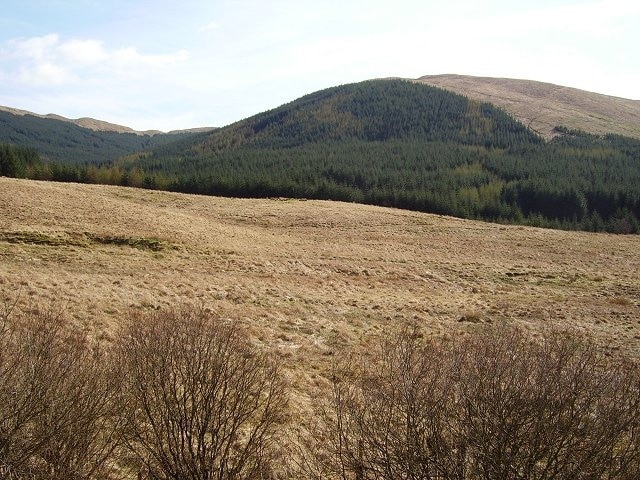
[0,0,638,131]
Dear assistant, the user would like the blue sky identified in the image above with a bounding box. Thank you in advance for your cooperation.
[1,0,638,131]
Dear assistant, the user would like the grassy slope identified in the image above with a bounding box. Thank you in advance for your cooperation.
[2,178,639,398]
[417,74,640,139]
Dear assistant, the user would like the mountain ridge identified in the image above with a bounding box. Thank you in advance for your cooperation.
[0,105,159,135]
[2,75,638,140]
[0,105,216,136]
[0,108,207,165]
[416,74,640,139]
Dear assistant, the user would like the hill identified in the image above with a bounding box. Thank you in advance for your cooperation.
[132,79,640,232]
[0,108,204,165]
[1,176,638,359]
[417,74,640,140]
[3,79,640,233]
[0,105,160,135]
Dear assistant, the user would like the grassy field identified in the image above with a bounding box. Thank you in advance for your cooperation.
[1,177,639,394]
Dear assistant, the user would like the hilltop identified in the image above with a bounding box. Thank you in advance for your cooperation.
[417,74,640,139]
[4,74,638,140]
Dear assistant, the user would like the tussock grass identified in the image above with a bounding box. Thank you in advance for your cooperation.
[1,176,639,383]
[84,233,174,251]
[0,230,175,251]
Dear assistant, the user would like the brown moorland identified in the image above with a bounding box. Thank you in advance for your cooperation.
[417,74,640,139]
[1,177,639,393]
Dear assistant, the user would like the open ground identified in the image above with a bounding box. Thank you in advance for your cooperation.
[1,177,639,397]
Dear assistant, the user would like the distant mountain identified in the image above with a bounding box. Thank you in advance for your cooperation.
[0,105,161,135]
[0,108,206,165]
[416,74,640,140]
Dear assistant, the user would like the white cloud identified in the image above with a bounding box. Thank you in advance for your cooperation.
[200,21,221,32]
[111,47,189,69]
[0,33,194,129]
[1,33,190,87]
[58,39,108,65]
[8,33,60,61]
[18,61,76,86]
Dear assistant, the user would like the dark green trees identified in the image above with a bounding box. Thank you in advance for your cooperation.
[0,144,41,177]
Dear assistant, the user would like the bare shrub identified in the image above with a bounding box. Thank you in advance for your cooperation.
[315,324,640,480]
[116,306,288,480]
[297,326,461,480]
[0,302,122,480]
[455,327,640,480]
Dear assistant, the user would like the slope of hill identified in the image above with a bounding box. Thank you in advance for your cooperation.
[3,179,640,477]
[417,74,640,139]
[199,79,540,150]
[133,79,640,232]
[0,105,160,135]
[0,109,201,164]
[1,177,639,366]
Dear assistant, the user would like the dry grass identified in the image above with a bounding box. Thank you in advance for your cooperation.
[1,177,639,397]
[417,74,640,139]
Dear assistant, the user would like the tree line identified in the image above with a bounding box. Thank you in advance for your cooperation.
[1,297,639,479]
[4,132,638,233]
